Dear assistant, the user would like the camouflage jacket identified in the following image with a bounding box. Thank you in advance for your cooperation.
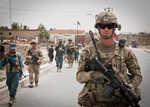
[76,43,142,102]
[26,48,43,64]
[66,43,75,55]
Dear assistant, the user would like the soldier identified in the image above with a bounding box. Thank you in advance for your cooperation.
[76,9,142,107]
[0,43,23,106]
[25,41,43,88]
[66,39,75,67]
[55,40,65,72]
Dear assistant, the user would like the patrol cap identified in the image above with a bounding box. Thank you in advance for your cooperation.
[30,40,37,45]
[9,43,16,50]
[68,39,72,41]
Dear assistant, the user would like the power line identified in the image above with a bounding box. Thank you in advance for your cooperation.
[0,7,8,9]
[0,6,99,13]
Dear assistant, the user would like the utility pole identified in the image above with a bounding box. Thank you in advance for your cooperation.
[76,21,80,45]
[9,0,12,27]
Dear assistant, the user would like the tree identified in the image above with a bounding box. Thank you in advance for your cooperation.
[38,24,50,41]
[11,22,20,30]
[0,25,9,30]
[11,22,29,30]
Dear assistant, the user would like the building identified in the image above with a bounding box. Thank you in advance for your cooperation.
[0,29,86,45]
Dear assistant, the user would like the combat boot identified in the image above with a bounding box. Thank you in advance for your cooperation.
[8,97,14,106]
[70,63,73,67]
[57,68,61,72]
[28,83,33,88]
[11,97,16,104]
[35,82,38,87]
[59,68,61,72]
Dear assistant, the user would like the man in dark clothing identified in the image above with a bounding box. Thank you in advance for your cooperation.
[48,45,54,63]
[0,43,23,106]
[55,40,65,72]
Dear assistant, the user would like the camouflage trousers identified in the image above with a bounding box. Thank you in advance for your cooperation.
[81,102,129,107]
[27,64,40,84]
[67,54,74,66]
[92,102,129,107]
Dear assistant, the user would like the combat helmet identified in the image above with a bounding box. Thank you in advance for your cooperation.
[94,10,121,31]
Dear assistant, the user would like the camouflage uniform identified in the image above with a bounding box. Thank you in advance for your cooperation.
[76,10,142,107]
[25,42,43,87]
[66,39,75,67]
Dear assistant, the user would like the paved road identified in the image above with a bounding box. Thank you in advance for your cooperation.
[132,48,150,107]
[0,62,82,107]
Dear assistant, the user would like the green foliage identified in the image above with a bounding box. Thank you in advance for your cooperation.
[0,25,9,30]
[11,22,29,30]
[11,22,20,30]
[38,24,50,40]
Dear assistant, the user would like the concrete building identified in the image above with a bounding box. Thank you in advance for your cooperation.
[0,29,86,45]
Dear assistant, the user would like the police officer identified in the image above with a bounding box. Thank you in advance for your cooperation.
[25,41,43,88]
[76,9,142,107]
[55,40,65,72]
[0,43,23,106]
[66,39,75,67]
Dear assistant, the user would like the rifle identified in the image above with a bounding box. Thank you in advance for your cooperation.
[6,54,26,78]
[24,49,39,65]
[28,49,39,63]
[88,30,141,107]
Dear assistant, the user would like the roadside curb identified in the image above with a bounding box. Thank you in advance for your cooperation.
[143,49,150,53]
[0,63,55,101]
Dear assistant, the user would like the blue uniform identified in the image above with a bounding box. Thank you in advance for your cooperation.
[0,52,23,97]
[55,44,65,70]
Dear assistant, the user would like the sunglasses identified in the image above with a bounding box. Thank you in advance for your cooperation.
[98,23,116,29]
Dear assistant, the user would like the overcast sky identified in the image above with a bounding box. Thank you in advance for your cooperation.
[0,0,150,33]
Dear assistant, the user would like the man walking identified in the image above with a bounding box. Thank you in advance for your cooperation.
[25,41,43,88]
[66,39,75,68]
[0,43,23,106]
[55,40,65,72]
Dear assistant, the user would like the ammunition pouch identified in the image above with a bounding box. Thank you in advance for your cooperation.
[111,89,125,103]
[78,87,96,107]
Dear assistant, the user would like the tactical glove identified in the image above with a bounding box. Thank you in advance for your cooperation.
[86,71,95,80]
[111,89,124,102]
[92,73,109,84]
[127,83,135,91]
[77,71,95,83]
